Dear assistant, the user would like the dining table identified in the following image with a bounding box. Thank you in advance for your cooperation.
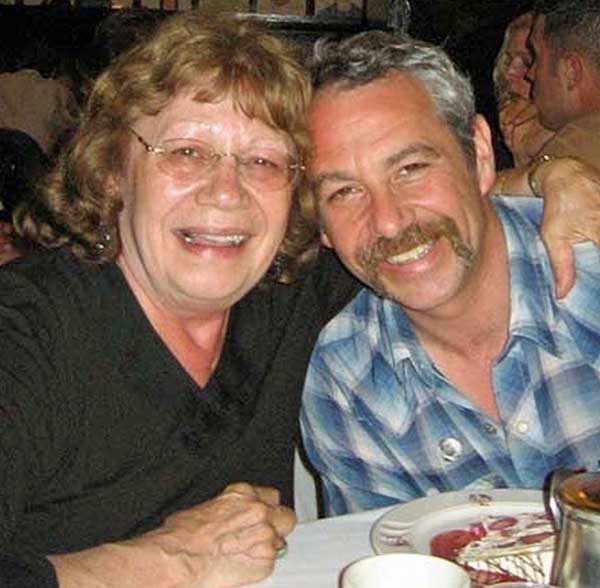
[254,506,389,588]
[248,488,552,588]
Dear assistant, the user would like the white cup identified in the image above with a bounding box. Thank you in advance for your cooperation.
[340,553,471,588]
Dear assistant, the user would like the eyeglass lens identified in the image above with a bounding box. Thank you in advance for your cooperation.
[155,138,298,190]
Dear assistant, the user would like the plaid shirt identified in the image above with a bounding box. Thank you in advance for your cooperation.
[301,197,600,516]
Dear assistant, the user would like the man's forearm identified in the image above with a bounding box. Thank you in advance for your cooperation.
[492,155,563,197]
[491,165,534,196]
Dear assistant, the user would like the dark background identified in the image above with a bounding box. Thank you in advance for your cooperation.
[0,0,534,141]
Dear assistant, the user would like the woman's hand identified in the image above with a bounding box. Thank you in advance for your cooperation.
[535,158,600,298]
[50,482,296,588]
[151,482,295,588]
[498,97,554,166]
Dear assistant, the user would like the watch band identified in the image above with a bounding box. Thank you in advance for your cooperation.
[527,154,557,197]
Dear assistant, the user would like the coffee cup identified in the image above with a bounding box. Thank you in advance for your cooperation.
[340,553,471,588]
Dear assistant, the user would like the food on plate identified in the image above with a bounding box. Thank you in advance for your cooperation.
[429,511,555,586]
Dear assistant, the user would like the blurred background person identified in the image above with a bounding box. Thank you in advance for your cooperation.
[0,128,50,265]
[493,10,554,167]
[496,0,600,197]
[0,39,79,160]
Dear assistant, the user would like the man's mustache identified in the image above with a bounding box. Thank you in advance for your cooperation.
[359,218,474,270]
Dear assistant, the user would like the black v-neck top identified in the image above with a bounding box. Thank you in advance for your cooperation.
[0,248,358,586]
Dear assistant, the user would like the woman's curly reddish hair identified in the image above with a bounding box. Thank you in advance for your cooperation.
[16,13,319,282]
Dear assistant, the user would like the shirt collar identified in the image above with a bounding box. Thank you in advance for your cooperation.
[495,199,561,357]
[361,198,561,378]
[379,296,437,387]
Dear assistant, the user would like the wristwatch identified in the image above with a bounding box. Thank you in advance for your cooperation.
[527,154,557,196]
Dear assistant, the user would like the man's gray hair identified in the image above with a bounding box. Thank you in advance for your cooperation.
[311,31,477,164]
[535,0,600,71]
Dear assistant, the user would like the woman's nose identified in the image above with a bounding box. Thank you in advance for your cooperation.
[197,156,246,208]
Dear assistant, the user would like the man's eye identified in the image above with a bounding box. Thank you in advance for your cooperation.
[326,185,364,203]
[392,162,429,181]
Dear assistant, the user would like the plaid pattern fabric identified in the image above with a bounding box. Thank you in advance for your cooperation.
[301,197,600,516]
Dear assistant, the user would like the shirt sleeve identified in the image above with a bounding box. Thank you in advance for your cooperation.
[557,242,600,369]
[0,554,58,588]
[492,196,543,226]
[300,344,407,516]
[0,270,66,585]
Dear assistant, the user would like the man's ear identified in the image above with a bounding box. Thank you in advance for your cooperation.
[559,52,583,91]
[472,114,496,195]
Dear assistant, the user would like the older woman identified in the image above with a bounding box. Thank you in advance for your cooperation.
[0,13,357,588]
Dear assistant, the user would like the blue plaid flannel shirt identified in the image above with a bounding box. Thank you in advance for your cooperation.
[301,197,600,516]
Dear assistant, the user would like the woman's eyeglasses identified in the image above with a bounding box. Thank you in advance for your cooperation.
[128,127,304,191]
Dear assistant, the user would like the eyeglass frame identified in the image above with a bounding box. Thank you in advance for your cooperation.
[127,127,305,190]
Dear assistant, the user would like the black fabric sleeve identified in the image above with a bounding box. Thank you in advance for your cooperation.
[0,554,58,588]
[310,248,361,322]
[0,261,73,587]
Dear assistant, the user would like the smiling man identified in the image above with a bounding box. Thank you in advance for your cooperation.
[300,32,600,515]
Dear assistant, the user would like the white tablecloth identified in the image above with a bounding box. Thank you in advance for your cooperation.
[259,507,389,588]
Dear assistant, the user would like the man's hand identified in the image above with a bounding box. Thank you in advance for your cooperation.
[50,483,296,588]
[536,158,600,298]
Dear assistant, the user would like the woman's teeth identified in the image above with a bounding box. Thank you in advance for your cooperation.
[179,231,247,246]
[386,242,433,264]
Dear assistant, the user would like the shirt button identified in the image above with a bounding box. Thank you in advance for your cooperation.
[515,421,529,434]
[438,437,463,462]
[483,423,497,435]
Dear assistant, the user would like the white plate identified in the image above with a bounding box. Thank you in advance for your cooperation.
[371,489,556,584]
[370,488,546,555]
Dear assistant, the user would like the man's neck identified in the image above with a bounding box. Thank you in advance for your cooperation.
[562,70,600,126]
[407,217,510,421]
[406,214,510,359]
[401,212,510,419]
[576,91,600,121]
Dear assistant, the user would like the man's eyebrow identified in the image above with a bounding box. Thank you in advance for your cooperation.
[384,143,440,168]
[311,171,355,193]
[312,144,441,191]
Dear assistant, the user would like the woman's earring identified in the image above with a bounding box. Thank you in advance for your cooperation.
[95,226,112,253]
[266,253,286,281]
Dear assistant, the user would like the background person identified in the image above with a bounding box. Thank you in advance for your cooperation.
[0,39,79,159]
[493,10,555,167]
[496,0,600,196]
[0,127,50,265]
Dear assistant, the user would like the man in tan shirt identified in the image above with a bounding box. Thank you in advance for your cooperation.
[497,0,600,195]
